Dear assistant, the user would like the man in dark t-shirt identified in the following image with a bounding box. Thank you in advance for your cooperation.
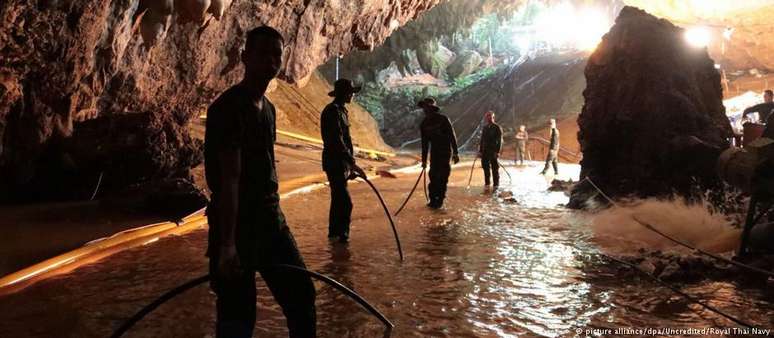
[419,98,460,209]
[479,111,503,188]
[204,26,316,338]
[743,90,774,123]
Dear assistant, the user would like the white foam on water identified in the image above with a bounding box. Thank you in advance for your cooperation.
[582,197,740,255]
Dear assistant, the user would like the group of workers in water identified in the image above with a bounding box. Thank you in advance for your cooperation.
[203,25,563,337]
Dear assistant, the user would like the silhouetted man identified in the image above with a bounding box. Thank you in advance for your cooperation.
[743,90,774,123]
[540,118,559,176]
[204,26,316,338]
[515,125,528,166]
[321,79,366,243]
[479,111,503,188]
[419,98,459,208]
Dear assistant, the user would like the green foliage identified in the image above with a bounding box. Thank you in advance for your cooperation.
[451,67,497,92]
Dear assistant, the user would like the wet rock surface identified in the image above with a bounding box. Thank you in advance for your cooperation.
[0,0,440,202]
[571,7,734,209]
[7,111,203,203]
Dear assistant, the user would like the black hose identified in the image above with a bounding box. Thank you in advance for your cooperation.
[360,176,404,261]
[496,159,513,183]
[394,168,425,216]
[110,275,209,338]
[110,265,394,338]
[467,158,477,187]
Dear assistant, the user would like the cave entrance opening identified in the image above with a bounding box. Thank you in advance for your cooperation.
[314,1,620,165]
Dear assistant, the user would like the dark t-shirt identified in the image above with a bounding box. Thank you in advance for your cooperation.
[205,84,279,205]
[421,112,459,163]
[548,128,560,151]
[320,102,355,172]
[480,123,503,156]
[743,102,774,123]
[204,85,282,263]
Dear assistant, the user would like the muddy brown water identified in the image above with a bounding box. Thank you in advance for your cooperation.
[1,163,773,337]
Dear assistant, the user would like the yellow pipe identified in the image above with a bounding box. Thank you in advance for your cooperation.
[0,222,177,290]
[276,129,395,158]
[0,156,414,294]
[0,173,335,293]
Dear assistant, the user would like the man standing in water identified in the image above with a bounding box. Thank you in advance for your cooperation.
[419,98,460,209]
[321,79,366,243]
[204,26,316,337]
[540,118,560,176]
[479,111,503,188]
[515,125,529,166]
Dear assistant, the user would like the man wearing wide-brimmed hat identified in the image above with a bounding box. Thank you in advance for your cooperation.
[419,97,460,209]
[321,79,366,243]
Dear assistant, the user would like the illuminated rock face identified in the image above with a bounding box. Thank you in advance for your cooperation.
[570,6,734,208]
[0,0,440,201]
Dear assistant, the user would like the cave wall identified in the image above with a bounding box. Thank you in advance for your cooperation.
[624,0,774,73]
[0,0,442,201]
[319,0,527,84]
[570,6,733,208]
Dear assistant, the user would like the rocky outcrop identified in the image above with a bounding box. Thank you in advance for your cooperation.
[319,0,526,83]
[417,40,455,79]
[10,111,203,203]
[569,7,733,208]
[0,0,440,202]
[447,50,484,79]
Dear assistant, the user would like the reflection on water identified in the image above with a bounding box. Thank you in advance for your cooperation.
[2,163,774,337]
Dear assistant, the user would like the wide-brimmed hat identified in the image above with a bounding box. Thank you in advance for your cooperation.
[417,97,439,109]
[328,79,362,97]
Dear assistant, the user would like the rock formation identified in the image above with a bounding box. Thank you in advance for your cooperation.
[447,50,484,79]
[417,40,456,79]
[569,6,734,208]
[320,0,527,83]
[0,0,442,202]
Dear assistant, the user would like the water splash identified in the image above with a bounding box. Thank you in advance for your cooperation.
[584,197,740,255]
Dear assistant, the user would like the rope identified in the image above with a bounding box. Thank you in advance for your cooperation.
[581,176,619,208]
[110,264,394,338]
[89,172,104,201]
[594,251,756,329]
[467,158,478,187]
[583,176,774,279]
[394,168,425,216]
[632,216,774,279]
[359,176,404,261]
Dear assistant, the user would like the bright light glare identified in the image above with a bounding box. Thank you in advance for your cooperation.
[685,26,711,48]
[531,4,611,51]
[576,9,611,51]
[515,37,531,52]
